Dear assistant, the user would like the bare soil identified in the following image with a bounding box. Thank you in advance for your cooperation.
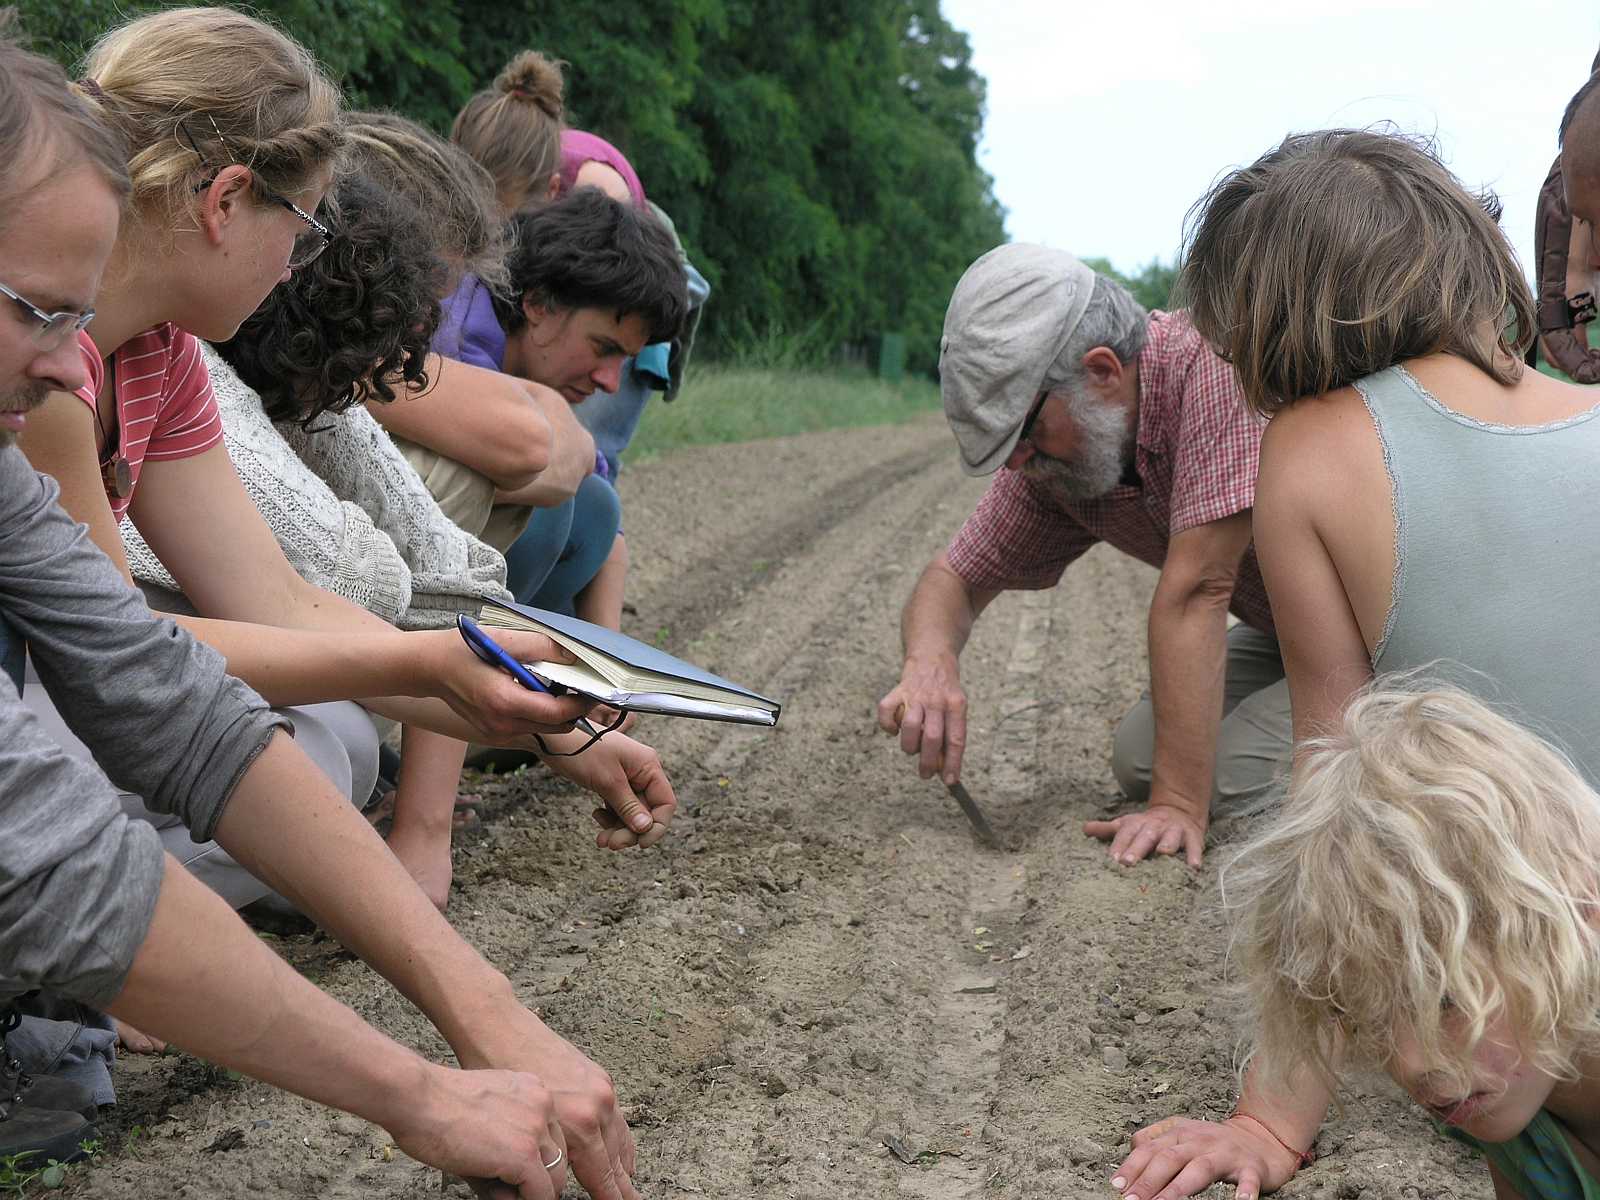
[73,415,1488,1199]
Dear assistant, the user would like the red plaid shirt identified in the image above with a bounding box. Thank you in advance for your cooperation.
[946,310,1273,634]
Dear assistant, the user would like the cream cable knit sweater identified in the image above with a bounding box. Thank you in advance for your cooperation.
[122,347,511,631]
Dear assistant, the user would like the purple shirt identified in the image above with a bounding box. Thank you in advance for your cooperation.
[434,274,507,374]
[433,275,610,482]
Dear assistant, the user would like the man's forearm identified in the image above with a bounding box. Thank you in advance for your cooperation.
[1145,585,1232,816]
[901,555,990,663]
[211,734,524,1058]
[109,855,435,1132]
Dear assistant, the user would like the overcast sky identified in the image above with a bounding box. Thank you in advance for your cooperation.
[942,0,1598,283]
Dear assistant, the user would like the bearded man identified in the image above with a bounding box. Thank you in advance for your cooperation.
[877,246,1286,868]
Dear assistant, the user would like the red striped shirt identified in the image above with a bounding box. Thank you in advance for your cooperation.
[74,325,224,522]
[945,310,1274,634]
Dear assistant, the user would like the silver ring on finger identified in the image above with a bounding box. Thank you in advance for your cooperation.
[543,1148,564,1170]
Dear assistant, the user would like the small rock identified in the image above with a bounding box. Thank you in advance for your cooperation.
[1101,1046,1129,1072]
[1133,1011,1152,1025]
[763,1072,790,1098]
[1068,1136,1109,1165]
[850,1048,883,1073]
[1126,910,1147,926]
[1160,1009,1201,1028]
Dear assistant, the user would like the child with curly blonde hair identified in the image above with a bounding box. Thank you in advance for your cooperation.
[1227,681,1600,1199]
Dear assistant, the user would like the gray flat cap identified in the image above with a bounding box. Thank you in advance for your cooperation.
[939,244,1096,475]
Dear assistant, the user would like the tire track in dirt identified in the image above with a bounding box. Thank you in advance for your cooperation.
[895,586,1053,1200]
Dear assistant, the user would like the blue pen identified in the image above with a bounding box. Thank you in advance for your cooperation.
[457,614,568,697]
[457,615,619,756]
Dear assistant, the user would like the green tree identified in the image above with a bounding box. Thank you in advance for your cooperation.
[1082,257,1179,311]
[17,0,1007,370]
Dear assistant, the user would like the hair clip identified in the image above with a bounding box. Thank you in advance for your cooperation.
[75,77,106,101]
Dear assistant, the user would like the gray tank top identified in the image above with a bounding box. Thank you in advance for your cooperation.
[1357,364,1600,782]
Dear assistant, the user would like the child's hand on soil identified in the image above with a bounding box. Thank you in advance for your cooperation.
[1111,1114,1302,1200]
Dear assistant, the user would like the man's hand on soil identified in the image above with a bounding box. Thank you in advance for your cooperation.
[876,654,969,785]
[389,1065,567,1200]
[1083,802,1207,868]
[459,1012,641,1200]
[1111,1114,1303,1200]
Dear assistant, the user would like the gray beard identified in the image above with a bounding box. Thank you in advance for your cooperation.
[1020,392,1132,500]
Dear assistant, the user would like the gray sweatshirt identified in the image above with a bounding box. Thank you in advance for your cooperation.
[0,446,287,1008]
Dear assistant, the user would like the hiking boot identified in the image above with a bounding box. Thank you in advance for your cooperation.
[0,1009,97,1121]
[0,1092,93,1166]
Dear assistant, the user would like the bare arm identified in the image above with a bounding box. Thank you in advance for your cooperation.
[127,446,591,737]
[875,551,1000,785]
[110,856,571,1198]
[209,731,639,1200]
[1251,417,1373,744]
[492,387,596,507]
[1085,510,1252,867]
[1113,412,1374,1200]
[369,355,553,491]
[575,533,627,631]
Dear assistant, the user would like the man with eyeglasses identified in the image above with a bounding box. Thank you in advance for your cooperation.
[877,245,1287,870]
[0,28,647,1198]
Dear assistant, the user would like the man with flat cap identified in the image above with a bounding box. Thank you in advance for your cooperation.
[877,245,1288,867]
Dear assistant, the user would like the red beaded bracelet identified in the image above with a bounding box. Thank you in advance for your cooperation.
[1229,1110,1315,1170]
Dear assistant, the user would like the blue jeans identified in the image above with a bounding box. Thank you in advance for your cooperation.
[504,473,621,614]
[575,368,652,480]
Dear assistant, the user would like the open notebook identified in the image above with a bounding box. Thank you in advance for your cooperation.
[477,599,781,727]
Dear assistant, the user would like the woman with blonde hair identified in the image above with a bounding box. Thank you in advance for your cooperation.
[1233,682,1600,1199]
[451,50,567,215]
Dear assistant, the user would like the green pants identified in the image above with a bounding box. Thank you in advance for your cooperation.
[1109,622,1291,805]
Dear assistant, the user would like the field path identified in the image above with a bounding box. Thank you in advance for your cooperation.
[82,414,1487,1199]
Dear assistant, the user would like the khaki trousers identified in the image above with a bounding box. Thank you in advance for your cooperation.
[392,437,532,554]
[1109,622,1292,805]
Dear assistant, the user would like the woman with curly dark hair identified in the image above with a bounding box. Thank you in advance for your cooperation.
[118,169,519,909]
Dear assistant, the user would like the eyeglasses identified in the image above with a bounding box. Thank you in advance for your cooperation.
[192,177,332,270]
[1017,390,1050,445]
[180,118,332,271]
[0,279,94,350]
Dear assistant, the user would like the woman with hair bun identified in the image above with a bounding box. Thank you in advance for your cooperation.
[451,49,567,214]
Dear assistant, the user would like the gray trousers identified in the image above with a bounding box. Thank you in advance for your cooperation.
[1110,622,1292,805]
[22,659,380,910]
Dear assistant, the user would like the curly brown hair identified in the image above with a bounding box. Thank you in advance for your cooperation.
[215,172,445,428]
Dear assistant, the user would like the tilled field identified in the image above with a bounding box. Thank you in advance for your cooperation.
[77,414,1488,1199]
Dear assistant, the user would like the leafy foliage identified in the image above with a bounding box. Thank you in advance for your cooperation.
[1082,256,1179,312]
[16,0,1007,371]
